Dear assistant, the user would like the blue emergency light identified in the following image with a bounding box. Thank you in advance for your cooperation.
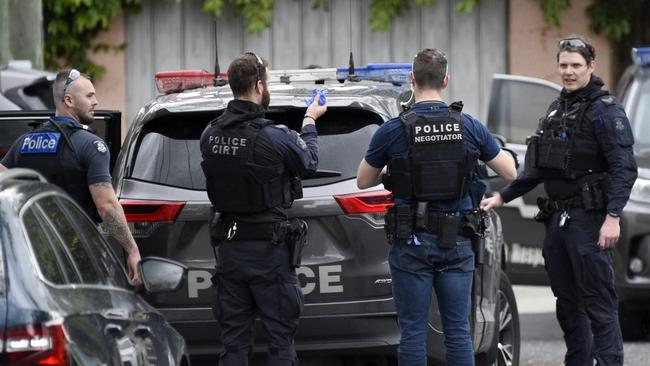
[632,47,650,67]
[336,63,412,84]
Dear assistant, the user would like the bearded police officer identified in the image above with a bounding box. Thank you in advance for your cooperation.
[481,37,637,366]
[200,52,326,366]
[357,48,517,366]
[0,69,142,283]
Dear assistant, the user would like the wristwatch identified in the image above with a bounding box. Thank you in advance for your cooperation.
[607,211,620,218]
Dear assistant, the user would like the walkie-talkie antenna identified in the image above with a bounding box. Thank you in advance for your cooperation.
[213,18,227,87]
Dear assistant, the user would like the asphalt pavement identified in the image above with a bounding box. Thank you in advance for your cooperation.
[515,285,650,366]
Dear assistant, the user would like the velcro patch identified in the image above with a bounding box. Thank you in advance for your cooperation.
[412,121,463,144]
[20,132,61,154]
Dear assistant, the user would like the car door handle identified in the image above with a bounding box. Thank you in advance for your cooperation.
[104,323,123,338]
[134,325,152,338]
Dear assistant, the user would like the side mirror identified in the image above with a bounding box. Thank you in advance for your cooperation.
[138,257,188,293]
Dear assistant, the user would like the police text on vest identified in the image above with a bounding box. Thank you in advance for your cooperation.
[208,135,247,156]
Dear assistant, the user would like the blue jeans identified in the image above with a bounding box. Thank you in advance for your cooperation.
[389,233,475,366]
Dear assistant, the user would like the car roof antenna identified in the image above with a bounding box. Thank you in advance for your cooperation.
[213,18,227,87]
[347,1,359,82]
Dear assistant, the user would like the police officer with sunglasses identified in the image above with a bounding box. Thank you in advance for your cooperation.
[482,36,637,366]
[200,52,327,366]
[0,69,143,284]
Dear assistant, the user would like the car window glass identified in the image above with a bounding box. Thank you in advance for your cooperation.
[129,108,382,189]
[0,118,40,159]
[56,197,130,288]
[22,208,67,284]
[487,78,559,144]
[631,78,650,152]
[37,196,103,285]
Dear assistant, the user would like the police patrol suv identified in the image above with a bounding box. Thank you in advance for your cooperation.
[111,63,520,365]
[487,47,650,341]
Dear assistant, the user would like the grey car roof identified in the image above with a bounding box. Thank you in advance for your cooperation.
[132,80,407,127]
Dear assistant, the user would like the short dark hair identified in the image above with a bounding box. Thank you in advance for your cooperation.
[412,48,447,90]
[556,36,596,64]
[227,53,268,98]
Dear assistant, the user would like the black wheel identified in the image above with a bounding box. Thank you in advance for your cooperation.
[495,270,520,366]
[619,303,650,341]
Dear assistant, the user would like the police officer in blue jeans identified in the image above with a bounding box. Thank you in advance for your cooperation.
[357,48,517,366]
[0,69,142,284]
[482,37,637,366]
[200,52,326,366]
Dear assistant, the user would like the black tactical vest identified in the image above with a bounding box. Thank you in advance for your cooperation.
[200,117,301,214]
[383,102,478,201]
[525,93,608,179]
[15,120,99,221]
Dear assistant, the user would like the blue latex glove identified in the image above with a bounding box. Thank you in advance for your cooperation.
[304,88,327,106]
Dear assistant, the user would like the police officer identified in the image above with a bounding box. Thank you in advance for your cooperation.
[481,36,637,366]
[357,48,517,366]
[200,52,326,366]
[0,69,142,283]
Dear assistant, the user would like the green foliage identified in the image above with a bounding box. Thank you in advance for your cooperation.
[586,0,632,41]
[539,0,571,27]
[44,0,141,79]
[203,0,276,34]
[367,0,434,31]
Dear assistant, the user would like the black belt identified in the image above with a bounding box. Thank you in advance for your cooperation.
[546,196,584,211]
[221,220,278,241]
[417,211,480,238]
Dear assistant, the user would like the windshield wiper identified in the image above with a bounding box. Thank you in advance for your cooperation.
[302,169,342,179]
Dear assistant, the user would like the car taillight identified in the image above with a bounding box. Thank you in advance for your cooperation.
[120,200,186,222]
[334,190,394,214]
[0,321,69,365]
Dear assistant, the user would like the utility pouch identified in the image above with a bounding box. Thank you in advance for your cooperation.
[385,205,413,241]
[580,181,606,211]
[534,197,553,222]
[472,236,485,267]
[438,215,459,249]
[286,218,308,268]
[524,135,539,173]
[290,177,303,200]
[209,212,226,247]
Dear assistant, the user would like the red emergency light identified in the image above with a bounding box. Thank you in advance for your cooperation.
[155,70,228,94]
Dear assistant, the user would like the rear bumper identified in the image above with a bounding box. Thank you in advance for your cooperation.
[160,300,400,356]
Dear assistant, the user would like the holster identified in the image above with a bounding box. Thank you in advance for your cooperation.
[534,197,553,222]
[274,218,308,268]
[209,211,226,247]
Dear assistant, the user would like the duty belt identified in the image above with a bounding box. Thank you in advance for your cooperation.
[545,196,584,212]
[219,219,279,241]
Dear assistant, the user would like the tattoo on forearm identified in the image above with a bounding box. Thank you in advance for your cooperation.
[100,205,137,253]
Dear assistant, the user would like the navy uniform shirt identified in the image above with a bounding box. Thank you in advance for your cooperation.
[500,76,637,216]
[364,101,501,212]
[1,116,112,185]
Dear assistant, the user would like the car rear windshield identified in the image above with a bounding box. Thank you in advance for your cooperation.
[128,107,383,190]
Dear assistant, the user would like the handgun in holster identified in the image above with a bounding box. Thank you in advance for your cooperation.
[461,211,485,266]
[534,197,553,222]
[285,218,308,268]
[209,212,226,247]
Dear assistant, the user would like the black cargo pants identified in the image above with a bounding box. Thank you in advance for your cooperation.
[211,239,304,366]
[542,208,623,366]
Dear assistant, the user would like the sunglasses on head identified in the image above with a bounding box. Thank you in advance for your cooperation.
[244,52,264,82]
[558,38,593,59]
[61,69,81,102]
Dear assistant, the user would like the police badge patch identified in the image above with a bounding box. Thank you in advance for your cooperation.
[615,118,625,131]
[296,135,307,150]
[94,140,108,154]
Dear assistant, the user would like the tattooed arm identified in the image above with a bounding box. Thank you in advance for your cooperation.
[89,182,141,284]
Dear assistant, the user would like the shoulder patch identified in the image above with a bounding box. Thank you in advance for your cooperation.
[600,95,615,105]
[20,132,61,154]
[93,140,108,154]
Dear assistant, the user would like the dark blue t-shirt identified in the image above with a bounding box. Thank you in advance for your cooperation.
[364,101,500,212]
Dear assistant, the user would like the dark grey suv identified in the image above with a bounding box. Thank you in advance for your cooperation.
[0,168,190,365]
[112,65,520,365]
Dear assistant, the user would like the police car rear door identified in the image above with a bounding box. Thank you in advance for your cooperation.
[486,74,561,285]
[0,110,122,170]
